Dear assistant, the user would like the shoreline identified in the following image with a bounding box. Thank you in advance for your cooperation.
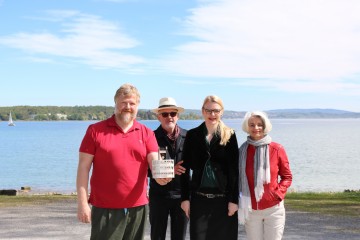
[1,185,359,195]
[1,187,359,197]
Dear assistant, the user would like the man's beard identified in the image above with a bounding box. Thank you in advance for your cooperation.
[119,111,136,124]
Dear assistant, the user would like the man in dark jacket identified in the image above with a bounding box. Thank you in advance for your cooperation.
[149,97,188,240]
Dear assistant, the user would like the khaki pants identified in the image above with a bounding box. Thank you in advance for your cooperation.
[90,205,148,240]
[245,201,285,240]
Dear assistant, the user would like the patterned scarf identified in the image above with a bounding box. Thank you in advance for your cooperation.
[166,125,180,150]
[238,135,272,224]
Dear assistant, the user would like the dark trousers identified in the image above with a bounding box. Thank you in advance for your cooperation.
[90,205,148,240]
[190,195,238,240]
[149,196,188,240]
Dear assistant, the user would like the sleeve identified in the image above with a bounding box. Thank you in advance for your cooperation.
[276,145,293,200]
[180,131,192,201]
[227,133,239,204]
[79,125,96,155]
[146,128,159,154]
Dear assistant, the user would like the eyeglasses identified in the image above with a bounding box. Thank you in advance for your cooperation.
[160,112,178,118]
[203,108,222,115]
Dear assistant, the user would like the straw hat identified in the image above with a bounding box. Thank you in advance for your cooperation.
[152,97,184,114]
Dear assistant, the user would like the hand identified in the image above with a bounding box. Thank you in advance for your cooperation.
[181,200,190,218]
[155,178,172,185]
[228,202,238,216]
[174,160,186,175]
[77,203,91,223]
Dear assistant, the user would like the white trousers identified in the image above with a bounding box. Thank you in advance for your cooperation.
[245,201,285,240]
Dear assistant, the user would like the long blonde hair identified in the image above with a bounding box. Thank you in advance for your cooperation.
[202,95,234,146]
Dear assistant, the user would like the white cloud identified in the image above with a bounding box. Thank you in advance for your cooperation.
[95,0,134,2]
[160,0,360,93]
[23,56,55,63]
[0,10,145,70]
[230,78,360,96]
[176,79,218,85]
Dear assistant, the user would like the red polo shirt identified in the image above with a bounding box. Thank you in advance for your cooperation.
[79,115,158,208]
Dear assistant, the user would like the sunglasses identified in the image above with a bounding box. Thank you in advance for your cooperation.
[160,112,178,118]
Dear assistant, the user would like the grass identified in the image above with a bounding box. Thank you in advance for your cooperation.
[1,191,360,218]
[0,194,77,208]
[285,191,360,217]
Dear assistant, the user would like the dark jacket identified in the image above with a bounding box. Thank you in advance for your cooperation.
[149,125,187,199]
[180,122,239,204]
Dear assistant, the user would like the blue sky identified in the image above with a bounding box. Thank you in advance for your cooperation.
[1,0,360,112]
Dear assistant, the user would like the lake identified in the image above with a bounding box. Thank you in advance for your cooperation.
[0,119,359,193]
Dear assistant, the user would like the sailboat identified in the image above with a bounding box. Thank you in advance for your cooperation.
[8,111,15,126]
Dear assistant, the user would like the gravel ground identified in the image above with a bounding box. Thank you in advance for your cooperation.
[0,199,359,240]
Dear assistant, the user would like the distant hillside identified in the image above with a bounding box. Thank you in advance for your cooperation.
[184,108,360,119]
[0,106,359,121]
[265,109,360,118]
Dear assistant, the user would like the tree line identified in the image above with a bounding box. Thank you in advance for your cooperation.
[0,106,202,121]
[2,106,356,121]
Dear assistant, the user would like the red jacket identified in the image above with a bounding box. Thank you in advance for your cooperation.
[246,142,292,210]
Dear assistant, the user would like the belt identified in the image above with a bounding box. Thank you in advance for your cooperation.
[195,191,225,198]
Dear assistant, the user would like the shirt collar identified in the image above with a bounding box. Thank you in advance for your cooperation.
[107,114,140,132]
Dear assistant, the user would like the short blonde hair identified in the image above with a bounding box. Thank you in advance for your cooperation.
[242,111,272,134]
[114,83,140,104]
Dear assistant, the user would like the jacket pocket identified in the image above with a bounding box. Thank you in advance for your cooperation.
[262,189,281,203]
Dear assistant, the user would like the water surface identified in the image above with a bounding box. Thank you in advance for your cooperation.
[0,119,359,193]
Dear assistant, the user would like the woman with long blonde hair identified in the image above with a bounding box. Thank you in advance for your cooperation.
[180,95,239,240]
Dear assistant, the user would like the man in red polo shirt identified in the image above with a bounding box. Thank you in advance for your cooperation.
[76,83,170,240]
